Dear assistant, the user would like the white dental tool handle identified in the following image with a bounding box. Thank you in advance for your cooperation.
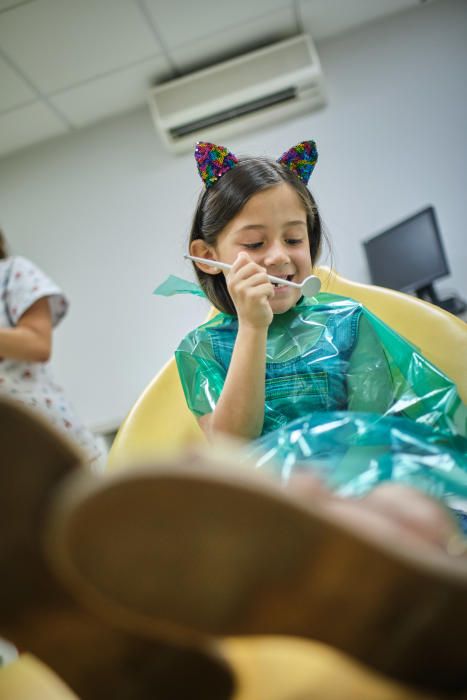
[185,254,303,289]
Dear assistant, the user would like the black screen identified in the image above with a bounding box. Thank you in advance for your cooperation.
[363,207,449,293]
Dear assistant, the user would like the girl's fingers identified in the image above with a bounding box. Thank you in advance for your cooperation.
[237,281,274,300]
[228,262,268,285]
[253,282,275,299]
[232,271,271,289]
[230,262,261,277]
[230,251,253,270]
[227,255,274,322]
[229,253,265,277]
[229,274,273,303]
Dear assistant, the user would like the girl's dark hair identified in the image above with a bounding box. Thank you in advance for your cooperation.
[0,229,8,259]
[189,157,325,315]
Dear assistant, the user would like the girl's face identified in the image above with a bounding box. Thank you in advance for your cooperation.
[213,183,313,314]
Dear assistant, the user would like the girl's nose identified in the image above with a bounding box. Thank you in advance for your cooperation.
[264,244,290,267]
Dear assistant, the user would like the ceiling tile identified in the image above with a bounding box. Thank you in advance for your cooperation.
[172,6,298,73]
[143,0,294,50]
[0,54,36,112]
[0,101,68,158]
[51,54,171,127]
[298,0,418,41]
[0,0,163,93]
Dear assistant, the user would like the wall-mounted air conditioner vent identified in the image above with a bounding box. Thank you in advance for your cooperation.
[148,35,326,153]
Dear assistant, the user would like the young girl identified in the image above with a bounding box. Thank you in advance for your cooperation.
[171,141,466,537]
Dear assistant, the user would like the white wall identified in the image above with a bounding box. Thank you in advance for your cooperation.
[1,0,466,430]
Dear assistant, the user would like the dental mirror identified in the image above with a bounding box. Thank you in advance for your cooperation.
[185,255,321,297]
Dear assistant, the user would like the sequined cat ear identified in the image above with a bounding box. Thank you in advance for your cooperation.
[277,140,318,185]
[195,142,239,188]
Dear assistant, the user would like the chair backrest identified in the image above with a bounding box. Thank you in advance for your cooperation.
[318,267,467,395]
[107,267,466,468]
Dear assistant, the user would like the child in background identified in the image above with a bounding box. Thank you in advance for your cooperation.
[0,229,104,468]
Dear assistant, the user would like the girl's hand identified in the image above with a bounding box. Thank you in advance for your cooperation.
[226,252,274,328]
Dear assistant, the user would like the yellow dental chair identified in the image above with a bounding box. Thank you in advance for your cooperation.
[0,655,78,700]
[102,268,467,700]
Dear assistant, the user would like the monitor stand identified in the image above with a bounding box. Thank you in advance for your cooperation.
[416,284,467,316]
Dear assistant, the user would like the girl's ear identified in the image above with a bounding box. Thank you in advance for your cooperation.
[189,239,222,276]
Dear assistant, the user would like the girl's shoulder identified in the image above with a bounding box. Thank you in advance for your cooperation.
[295,292,364,317]
[176,311,237,353]
[195,311,238,333]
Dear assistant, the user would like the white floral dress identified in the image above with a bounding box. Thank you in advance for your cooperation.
[0,256,103,466]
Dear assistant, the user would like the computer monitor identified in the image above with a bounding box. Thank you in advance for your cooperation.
[362,206,464,312]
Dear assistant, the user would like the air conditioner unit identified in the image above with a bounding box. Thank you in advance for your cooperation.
[148,35,326,154]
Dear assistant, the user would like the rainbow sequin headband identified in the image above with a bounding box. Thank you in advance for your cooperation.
[195,140,318,189]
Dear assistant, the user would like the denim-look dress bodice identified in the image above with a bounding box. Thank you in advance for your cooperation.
[208,300,362,435]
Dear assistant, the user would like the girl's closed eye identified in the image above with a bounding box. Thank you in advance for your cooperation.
[285,238,305,246]
[243,242,263,249]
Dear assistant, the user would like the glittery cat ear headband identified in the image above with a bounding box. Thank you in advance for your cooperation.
[194,140,318,189]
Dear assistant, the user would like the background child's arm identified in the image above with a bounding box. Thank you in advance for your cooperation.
[0,298,52,362]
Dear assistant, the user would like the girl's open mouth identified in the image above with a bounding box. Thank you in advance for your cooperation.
[271,274,293,287]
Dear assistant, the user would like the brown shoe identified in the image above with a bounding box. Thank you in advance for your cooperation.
[0,398,235,700]
[44,445,467,695]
